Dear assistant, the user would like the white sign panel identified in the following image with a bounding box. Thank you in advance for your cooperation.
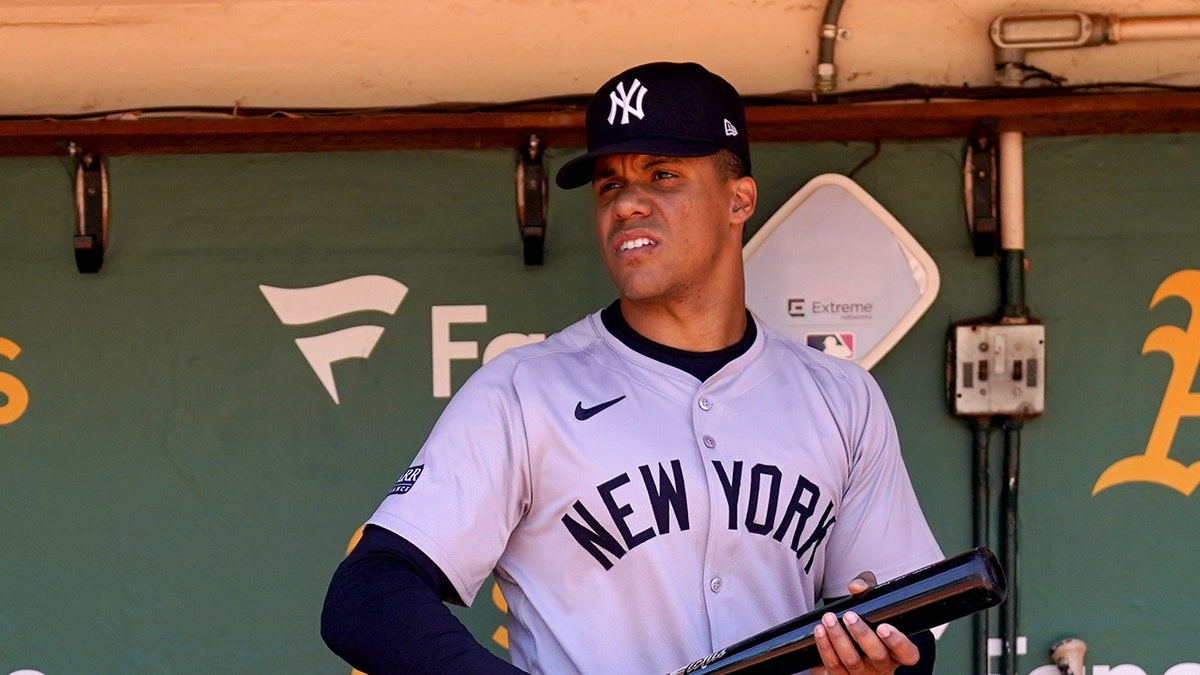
[743,173,939,370]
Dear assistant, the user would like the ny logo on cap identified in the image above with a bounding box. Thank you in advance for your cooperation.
[607,79,648,125]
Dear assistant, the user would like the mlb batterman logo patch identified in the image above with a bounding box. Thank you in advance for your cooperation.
[389,465,424,495]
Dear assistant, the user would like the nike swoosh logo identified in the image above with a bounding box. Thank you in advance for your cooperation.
[574,395,626,421]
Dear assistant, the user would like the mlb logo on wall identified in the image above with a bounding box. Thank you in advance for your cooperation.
[807,333,855,359]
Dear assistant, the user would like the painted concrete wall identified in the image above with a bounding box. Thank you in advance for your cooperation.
[2,135,1200,675]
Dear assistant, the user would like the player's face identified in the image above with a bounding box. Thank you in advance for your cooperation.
[591,153,754,307]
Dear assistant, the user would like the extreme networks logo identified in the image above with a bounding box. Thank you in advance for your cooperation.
[787,297,874,321]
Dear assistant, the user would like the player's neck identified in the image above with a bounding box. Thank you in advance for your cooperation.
[618,295,748,352]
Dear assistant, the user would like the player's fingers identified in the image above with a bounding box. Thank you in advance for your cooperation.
[877,623,922,666]
[847,570,877,597]
[842,611,891,666]
[814,612,863,673]
[812,619,844,674]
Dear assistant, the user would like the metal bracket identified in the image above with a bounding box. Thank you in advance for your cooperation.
[515,134,548,266]
[964,120,999,257]
[73,151,109,273]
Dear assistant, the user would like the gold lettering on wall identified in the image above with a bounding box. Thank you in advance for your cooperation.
[0,337,30,425]
[1094,270,1200,495]
[490,582,509,649]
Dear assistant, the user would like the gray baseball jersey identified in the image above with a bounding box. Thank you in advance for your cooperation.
[369,309,942,674]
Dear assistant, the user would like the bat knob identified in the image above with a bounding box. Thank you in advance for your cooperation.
[1050,638,1087,675]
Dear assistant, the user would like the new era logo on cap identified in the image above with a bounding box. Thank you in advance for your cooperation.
[556,62,752,189]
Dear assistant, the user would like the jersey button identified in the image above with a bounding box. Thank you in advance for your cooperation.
[698,396,713,411]
[709,577,723,593]
[702,435,716,449]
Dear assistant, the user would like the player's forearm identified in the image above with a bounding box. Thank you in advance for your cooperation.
[321,527,525,675]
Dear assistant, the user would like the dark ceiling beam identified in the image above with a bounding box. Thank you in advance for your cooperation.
[1,92,1198,157]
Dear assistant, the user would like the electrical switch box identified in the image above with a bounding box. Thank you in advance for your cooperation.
[947,322,1045,417]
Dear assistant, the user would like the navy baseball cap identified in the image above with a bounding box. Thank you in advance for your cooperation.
[555,61,751,189]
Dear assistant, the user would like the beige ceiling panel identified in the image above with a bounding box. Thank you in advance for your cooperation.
[0,0,1198,115]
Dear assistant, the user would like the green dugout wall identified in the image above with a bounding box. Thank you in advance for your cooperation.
[1,136,1198,674]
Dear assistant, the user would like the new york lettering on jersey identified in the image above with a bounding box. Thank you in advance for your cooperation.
[561,458,836,571]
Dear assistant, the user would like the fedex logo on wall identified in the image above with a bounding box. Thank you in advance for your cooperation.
[260,275,544,402]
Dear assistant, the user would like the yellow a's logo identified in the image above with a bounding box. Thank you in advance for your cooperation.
[1094,270,1200,495]
[0,337,30,425]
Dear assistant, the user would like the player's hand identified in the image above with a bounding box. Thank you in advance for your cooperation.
[810,571,921,675]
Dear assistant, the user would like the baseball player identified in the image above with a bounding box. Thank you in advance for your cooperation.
[322,61,943,675]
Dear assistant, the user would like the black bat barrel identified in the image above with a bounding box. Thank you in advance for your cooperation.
[668,546,1007,675]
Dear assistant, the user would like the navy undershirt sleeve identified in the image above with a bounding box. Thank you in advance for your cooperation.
[321,524,525,675]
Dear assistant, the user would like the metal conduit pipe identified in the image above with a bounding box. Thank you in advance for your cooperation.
[999,131,1028,318]
[971,420,992,675]
[998,132,1025,252]
[814,0,846,92]
[997,129,1029,675]
[1110,14,1200,42]
[1000,419,1023,675]
[991,11,1200,86]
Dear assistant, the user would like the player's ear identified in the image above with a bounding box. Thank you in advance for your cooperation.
[730,176,757,223]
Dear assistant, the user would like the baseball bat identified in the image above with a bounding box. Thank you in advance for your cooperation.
[668,546,1007,675]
